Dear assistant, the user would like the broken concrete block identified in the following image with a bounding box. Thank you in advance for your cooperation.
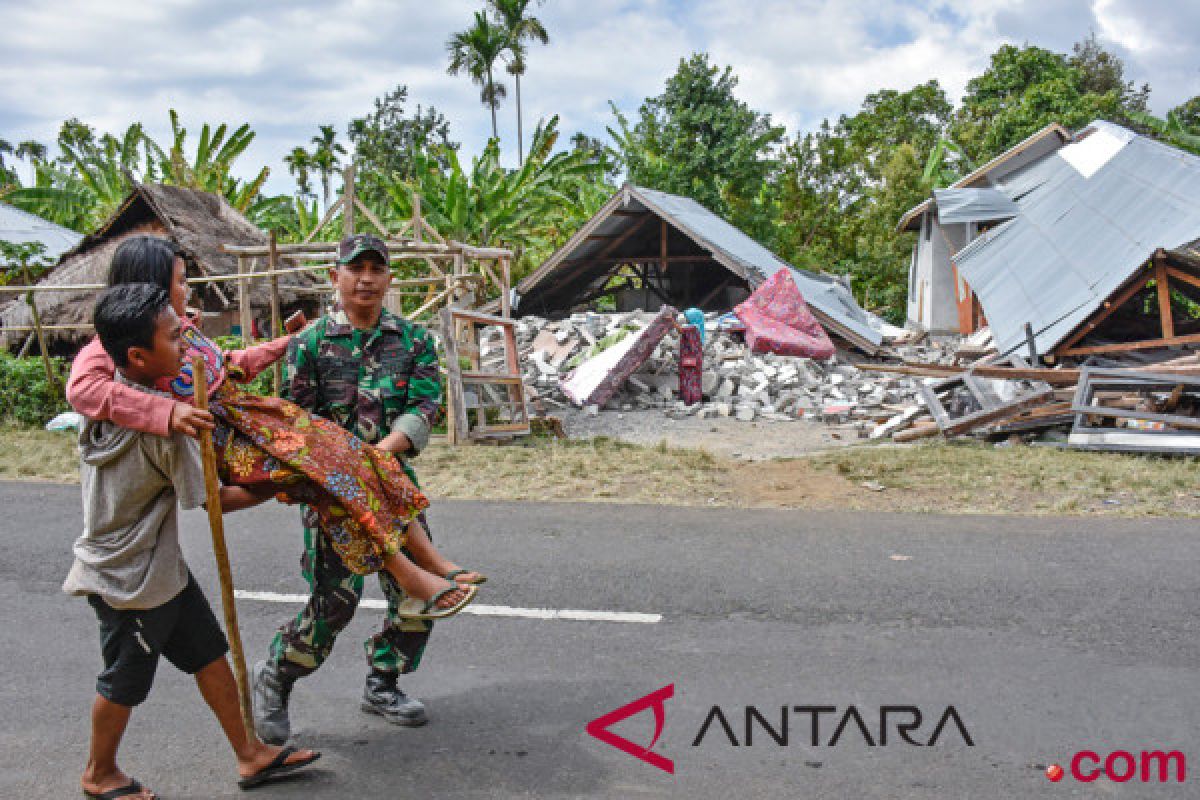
[735,405,757,422]
[716,402,733,417]
[585,404,600,416]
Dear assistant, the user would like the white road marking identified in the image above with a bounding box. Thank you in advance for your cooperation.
[233,589,662,624]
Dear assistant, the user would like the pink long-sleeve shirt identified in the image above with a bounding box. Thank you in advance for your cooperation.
[67,322,291,437]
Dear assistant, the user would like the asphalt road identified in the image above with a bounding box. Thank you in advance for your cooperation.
[1,480,1197,799]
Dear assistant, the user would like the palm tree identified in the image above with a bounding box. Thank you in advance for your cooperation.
[489,0,549,166]
[446,11,509,142]
[15,140,48,164]
[310,124,346,210]
[0,139,13,185]
[283,146,315,199]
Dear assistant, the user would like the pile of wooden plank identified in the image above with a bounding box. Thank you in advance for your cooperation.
[861,351,1200,453]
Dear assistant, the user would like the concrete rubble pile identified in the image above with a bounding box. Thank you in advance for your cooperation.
[475,311,960,425]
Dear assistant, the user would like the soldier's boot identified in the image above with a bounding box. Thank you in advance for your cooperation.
[253,659,294,745]
[361,668,427,727]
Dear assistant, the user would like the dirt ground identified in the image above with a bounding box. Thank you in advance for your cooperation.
[556,406,866,460]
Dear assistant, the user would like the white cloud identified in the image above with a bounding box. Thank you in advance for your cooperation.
[0,0,1194,196]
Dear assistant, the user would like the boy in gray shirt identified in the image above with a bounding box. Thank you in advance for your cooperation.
[64,284,319,799]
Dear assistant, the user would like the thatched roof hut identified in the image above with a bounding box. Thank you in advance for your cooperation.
[1,183,322,351]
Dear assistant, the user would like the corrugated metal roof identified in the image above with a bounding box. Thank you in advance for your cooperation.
[632,187,882,348]
[933,188,1018,225]
[0,202,82,262]
[955,120,1200,355]
[896,123,1072,231]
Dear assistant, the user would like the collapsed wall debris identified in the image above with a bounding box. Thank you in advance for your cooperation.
[472,309,959,425]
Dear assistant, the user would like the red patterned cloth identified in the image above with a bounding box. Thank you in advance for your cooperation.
[160,321,429,577]
[210,381,429,576]
[678,325,703,405]
[734,270,835,359]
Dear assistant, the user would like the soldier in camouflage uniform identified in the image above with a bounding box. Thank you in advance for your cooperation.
[253,234,481,743]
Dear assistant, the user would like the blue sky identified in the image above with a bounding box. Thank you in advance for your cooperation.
[1,0,1196,195]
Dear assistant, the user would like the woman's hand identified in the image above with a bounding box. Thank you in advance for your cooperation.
[169,401,215,437]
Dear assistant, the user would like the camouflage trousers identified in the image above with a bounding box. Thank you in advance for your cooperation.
[267,510,435,683]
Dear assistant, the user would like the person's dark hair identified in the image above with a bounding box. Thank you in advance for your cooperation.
[108,235,182,291]
[93,284,172,367]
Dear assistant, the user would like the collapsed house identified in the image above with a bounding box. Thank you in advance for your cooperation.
[898,120,1200,361]
[0,183,321,352]
[513,183,883,354]
[897,123,1073,334]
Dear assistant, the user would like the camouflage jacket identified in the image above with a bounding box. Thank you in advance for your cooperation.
[285,306,441,480]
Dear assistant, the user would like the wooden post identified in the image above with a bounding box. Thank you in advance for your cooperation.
[412,193,423,244]
[237,256,254,344]
[660,218,668,275]
[500,256,511,318]
[23,266,58,391]
[192,356,257,741]
[342,164,356,237]
[268,232,282,396]
[1155,252,1175,340]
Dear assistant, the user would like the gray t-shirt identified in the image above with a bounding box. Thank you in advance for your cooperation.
[62,377,207,610]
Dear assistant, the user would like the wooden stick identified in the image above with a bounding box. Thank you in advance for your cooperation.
[236,256,253,344]
[23,265,58,392]
[342,165,356,237]
[192,356,257,741]
[268,232,282,396]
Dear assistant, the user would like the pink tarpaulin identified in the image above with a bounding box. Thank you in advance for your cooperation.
[734,270,835,359]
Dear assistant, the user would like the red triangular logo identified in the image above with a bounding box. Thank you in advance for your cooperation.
[586,684,675,774]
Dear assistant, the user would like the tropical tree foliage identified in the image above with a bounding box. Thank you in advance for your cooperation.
[488,0,549,165]
[309,124,346,211]
[3,111,274,231]
[446,11,509,141]
[347,84,457,208]
[1128,108,1200,156]
[609,53,784,244]
[382,115,612,279]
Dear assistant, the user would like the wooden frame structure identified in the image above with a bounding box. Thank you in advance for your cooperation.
[919,373,1054,437]
[0,167,518,422]
[1052,248,1200,360]
[1068,367,1200,454]
[439,307,530,444]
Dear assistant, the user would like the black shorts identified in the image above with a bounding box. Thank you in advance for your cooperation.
[88,573,229,707]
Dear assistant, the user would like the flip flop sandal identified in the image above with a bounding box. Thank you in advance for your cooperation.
[237,746,321,790]
[445,568,487,585]
[83,780,154,799]
[396,582,479,620]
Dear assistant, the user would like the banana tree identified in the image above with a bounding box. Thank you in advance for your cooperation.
[922,137,972,188]
[145,110,272,212]
[1129,110,1200,156]
[383,115,611,281]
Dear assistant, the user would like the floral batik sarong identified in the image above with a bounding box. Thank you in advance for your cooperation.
[161,320,429,576]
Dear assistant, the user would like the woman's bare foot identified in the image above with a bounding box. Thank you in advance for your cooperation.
[399,520,485,584]
[237,742,319,781]
[383,553,471,609]
[81,768,156,799]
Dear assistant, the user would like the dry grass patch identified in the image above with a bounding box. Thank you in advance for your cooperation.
[4,427,1200,517]
[421,436,733,506]
[796,440,1200,516]
[0,427,79,482]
